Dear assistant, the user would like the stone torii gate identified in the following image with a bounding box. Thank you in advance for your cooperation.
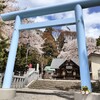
[0,0,100,99]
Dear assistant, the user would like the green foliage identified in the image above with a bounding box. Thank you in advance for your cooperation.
[0,0,7,72]
[0,37,9,72]
[96,36,100,46]
[45,27,53,32]
[14,45,26,70]
[42,27,59,66]
[81,86,90,94]
[14,44,41,72]
[0,0,6,12]
[82,86,88,91]
[43,40,58,57]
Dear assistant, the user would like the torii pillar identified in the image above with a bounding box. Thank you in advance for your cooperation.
[0,16,21,99]
[75,4,92,91]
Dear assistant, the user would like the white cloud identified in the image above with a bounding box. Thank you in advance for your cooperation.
[33,16,48,23]
[84,9,100,28]
[16,0,100,38]
[61,26,68,31]
[59,8,100,38]
[61,25,76,32]
[83,9,100,38]
[86,27,100,38]
[50,11,75,19]
[32,16,48,31]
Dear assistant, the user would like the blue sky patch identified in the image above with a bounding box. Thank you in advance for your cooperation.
[46,16,56,20]
[93,24,100,29]
[89,6,100,14]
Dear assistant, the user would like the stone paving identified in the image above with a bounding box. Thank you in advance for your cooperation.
[9,89,74,100]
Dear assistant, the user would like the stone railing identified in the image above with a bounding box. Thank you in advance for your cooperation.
[0,64,40,88]
[26,70,39,84]
[0,70,39,88]
[11,69,39,88]
[11,75,25,88]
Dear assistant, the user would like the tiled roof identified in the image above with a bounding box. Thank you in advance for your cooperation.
[50,58,66,69]
[71,57,79,66]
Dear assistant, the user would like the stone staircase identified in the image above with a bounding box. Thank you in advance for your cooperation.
[28,79,100,92]
[28,79,81,91]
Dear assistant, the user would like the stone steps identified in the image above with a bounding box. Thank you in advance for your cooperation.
[28,79,81,91]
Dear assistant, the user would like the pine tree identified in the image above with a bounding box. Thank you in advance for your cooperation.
[42,28,59,65]
[96,36,100,46]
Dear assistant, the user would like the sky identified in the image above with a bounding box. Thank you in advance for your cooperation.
[16,0,100,38]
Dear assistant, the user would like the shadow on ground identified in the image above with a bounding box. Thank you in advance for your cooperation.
[17,90,74,100]
[54,91,74,100]
[55,85,80,91]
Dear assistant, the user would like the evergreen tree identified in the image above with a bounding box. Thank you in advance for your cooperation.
[42,28,58,65]
[14,44,41,73]
[96,36,100,46]
[0,0,8,72]
[0,37,9,72]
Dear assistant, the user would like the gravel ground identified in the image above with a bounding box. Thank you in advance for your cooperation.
[9,89,74,100]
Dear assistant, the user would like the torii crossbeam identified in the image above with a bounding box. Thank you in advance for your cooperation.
[0,0,100,94]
